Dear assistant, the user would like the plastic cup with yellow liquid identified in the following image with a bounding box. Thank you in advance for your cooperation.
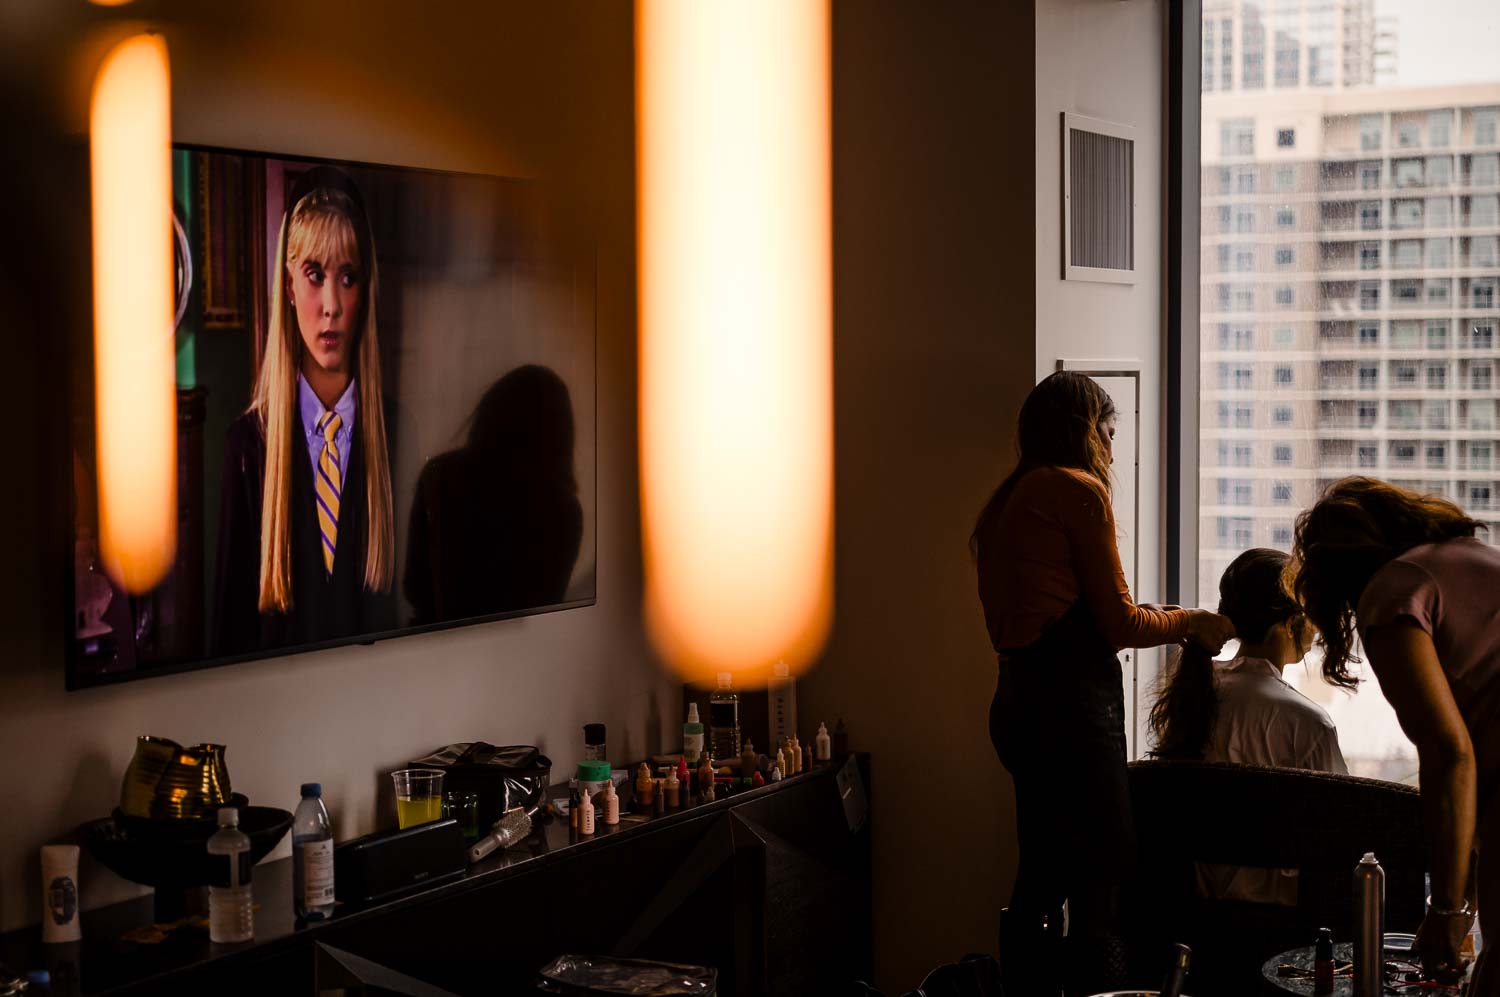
[391,769,445,829]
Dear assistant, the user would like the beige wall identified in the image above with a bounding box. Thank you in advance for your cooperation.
[0,2,681,932]
[1035,0,1172,746]
[795,2,1036,990]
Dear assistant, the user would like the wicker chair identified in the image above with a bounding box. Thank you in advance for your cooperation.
[1123,759,1426,997]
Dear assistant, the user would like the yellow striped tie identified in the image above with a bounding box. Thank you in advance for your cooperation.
[315,412,342,575]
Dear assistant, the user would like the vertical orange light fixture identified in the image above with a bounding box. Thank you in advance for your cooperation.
[90,33,177,593]
[637,1,833,687]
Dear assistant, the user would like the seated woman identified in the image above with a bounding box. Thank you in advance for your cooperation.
[1149,547,1347,904]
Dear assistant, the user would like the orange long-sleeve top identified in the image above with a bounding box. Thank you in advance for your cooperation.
[977,466,1188,653]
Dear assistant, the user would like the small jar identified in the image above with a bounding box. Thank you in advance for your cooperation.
[576,761,612,805]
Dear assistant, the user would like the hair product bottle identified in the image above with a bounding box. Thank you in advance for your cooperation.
[709,672,741,761]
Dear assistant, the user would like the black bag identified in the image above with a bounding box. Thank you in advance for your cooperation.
[407,742,552,830]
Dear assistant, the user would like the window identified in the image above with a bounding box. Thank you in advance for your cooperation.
[1393,240,1422,268]
[1237,168,1258,193]
[1427,363,1448,390]
[1427,281,1450,307]
[1360,114,1382,151]
[1426,238,1451,268]
[1427,197,1452,228]
[1222,118,1255,157]
[1273,443,1292,464]
[1275,286,1295,307]
[1475,154,1500,187]
[1273,405,1292,425]
[1273,325,1294,346]
[1218,205,1232,232]
[1430,110,1452,148]
[1392,363,1419,387]
[1275,246,1295,267]
[1359,365,1379,389]
[1472,237,1499,269]
[1475,364,1494,391]
[1271,524,1293,548]
[1358,402,1379,427]
[1394,158,1423,188]
[1218,479,1254,506]
[1473,324,1496,350]
[1236,249,1255,272]
[1277,128,1295,148]
[1359,242,1381,269]
[1276,167,1295,190]
[1476,108,1499,146]
[1471,486,1493,510]
[1393,199,1423,229]
[1473,443,1493,470]
[1359,282,1379,311]
[1271,482,1292,504]
[1396,121,1421,148]
[1390,321,1419,348]
[1217,517,1254,549]
[1359,323,1380,346]
[1237,208,1256,232]
[1472,196,1499,228]
[1390,441,1418,464]
[1427,401,1451,430]
[1393,280,1420,305]
[1275,207,1295,228]
[1235,404,1255,428]
[1474,281,1497,309]
[1428,321,1449,349]
[1274,365,1293,385]
[1358,444,1379,467]
[1359,161,1382,190]
[1359,202,1381,229]
[1428,156,1453,187]
[1426,443,1447,468]
[1389,400,1419,427]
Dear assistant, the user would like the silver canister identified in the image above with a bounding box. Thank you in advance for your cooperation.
[1353,851,1385,997]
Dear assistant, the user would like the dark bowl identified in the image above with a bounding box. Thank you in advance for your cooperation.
[77,805,292,890]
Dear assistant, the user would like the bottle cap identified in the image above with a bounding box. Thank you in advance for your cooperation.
[577,761,612,782]
[716,671,733,689]
[687,703,700,723]
[774,659,789,678]
[217,807,239,827]
[583,723,606,746]
[300,782,321,798]
[1361,851,1379,864]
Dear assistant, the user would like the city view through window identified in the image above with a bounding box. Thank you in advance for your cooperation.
[1199,0,1500,781]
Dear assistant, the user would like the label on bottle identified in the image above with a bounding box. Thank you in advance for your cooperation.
[301,838,334,905]
[684,731,704,763]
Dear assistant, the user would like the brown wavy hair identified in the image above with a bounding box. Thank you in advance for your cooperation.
[1288,477,1482,689]
[970,371,1116,556]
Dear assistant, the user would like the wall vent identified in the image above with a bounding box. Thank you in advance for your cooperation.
[1062,112,1137,284]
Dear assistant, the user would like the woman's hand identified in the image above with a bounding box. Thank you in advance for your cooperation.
[1185,609,1235,655]
[1415,909,1471,984]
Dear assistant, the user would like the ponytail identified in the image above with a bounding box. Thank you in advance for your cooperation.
[1148,643,1219,760]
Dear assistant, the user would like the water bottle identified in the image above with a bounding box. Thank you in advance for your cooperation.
[207,807,253,943]
[292,783,335,921]
[1352,851,1384,997]
[709,672,741,762]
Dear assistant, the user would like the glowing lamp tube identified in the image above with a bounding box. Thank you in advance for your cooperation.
[90,33,176,593]
[637,1,833,687]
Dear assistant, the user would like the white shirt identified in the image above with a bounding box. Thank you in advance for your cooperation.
[1197,656,1348,906]
[298,375,356,488]
[1205,656,1348,774]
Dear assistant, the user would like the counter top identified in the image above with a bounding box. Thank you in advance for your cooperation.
[0,757,862,995]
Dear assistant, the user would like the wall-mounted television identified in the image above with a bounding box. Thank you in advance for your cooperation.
[67,145,595,689]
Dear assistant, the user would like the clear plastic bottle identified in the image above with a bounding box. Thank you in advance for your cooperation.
[709,672,741,762]
[207,807,254,943]
[292,783,335,921]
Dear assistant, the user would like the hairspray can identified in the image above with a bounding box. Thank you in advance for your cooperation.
[1352,852,1384,997]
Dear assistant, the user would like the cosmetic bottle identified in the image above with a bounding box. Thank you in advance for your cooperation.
[579,789,596,835]
[1352,852,1384,997]
[740,740,757,778]
[583,723,607,763]
[603,782,620,826]
[635,764,654,808]
[683,704,705,764]
[1314,927,1334,995]
[833,718,848,755]
[709,673,741,762]
[815,722,832,763]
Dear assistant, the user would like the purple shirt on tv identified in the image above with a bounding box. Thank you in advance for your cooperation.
[297,374,356,490]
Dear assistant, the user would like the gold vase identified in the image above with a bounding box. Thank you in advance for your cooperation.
[120,736,233,820]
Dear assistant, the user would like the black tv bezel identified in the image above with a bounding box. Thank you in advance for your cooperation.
[65,142,598,691]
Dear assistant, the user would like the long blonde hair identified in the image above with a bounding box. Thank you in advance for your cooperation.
[251,183,394,612]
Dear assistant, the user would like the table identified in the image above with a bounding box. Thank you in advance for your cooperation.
[1261,941,1457,996]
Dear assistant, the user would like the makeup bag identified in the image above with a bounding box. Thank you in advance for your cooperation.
[407,742,552,830]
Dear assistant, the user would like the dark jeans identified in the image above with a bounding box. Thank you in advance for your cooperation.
[990,603,1135,941]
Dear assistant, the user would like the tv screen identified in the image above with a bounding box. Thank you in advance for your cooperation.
[68,146,595,688]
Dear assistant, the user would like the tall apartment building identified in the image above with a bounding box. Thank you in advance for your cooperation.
[1201,0,1395,95]
[1199,84,1500,601]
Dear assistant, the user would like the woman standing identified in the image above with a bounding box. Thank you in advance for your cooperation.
[973,372,1233,995]
[213,166,396,655]
[1290,478,1499,988]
